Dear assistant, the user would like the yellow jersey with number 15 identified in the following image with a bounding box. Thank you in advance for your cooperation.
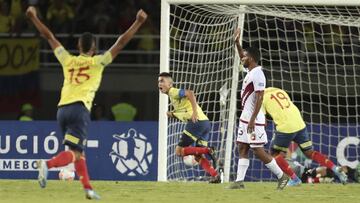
[54,46,112,111]
[262,87,306,133]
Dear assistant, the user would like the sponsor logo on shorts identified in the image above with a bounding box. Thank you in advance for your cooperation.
[259,133,264,139]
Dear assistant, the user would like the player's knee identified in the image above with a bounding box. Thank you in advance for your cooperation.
[270,148,281,157]
[238,148,248,158]
[303,149,314,159]
[194,155,202,162]
[70,149,83,161]
[238,143,249,158]
[175,146,183,157]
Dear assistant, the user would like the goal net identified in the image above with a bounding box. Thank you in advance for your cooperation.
[160,1,360,182]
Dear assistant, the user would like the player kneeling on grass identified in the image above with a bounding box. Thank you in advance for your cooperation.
[26,6,147,199]
[158,72,221,183]
[262,87,348,186]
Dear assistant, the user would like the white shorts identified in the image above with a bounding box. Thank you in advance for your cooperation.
[236,121,268,148]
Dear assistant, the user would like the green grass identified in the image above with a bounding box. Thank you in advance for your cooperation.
[0,180,359,203]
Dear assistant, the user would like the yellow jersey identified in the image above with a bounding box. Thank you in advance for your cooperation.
[168,87,208,122]
[262,87,306,133]
[54,46,112,111]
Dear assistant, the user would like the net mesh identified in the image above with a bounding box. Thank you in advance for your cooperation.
[166,4,360,181]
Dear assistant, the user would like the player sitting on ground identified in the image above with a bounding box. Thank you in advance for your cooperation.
[158,72,220,183]
[26,6,147,199]
[228,28,289,190]
[263,87,348,186]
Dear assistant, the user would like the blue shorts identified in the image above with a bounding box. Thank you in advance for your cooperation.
[57,102,90,152]
[271,127,313,153]
[178,120,211,147]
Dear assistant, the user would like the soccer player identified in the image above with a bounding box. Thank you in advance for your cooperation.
[26,6,147,199]
[228,28,289,190]
[262,87,348,185]
[158,72,220,183]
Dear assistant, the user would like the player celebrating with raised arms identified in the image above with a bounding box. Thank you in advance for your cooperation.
[26,6,147,199]
[158,72,221,183]
[228,28,289,190]
[263,87,348,186]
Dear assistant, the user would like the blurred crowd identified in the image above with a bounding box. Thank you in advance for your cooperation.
[0,0,160,35]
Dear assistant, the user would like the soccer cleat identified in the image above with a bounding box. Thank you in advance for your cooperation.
[287,177,302,186]
[209,175,221,184]
[207,146,217,170]
[85,189,101,200]
[37,160,48,188]
[334,166,348,185]
[277,174,290,190]
[226,181,245,189]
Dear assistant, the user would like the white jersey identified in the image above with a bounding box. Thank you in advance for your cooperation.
[240,66,266,124]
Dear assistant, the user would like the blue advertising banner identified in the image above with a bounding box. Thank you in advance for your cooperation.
[1,121,358,181]
[0,121,158,181]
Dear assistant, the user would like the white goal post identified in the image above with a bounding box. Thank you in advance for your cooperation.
[159,0,360,182]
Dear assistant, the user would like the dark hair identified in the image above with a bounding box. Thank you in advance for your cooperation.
[159,72,172,78]
[79,32,95,53]
[245,47,260,63]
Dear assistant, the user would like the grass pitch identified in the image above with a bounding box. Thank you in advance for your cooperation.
[0,180,358,203]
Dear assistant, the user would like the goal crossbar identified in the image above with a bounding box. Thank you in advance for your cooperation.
[165,0,360,6]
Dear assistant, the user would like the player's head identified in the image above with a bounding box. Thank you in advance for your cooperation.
[158,72,173,94]
[78,32,96,55]
[242,47,260,68]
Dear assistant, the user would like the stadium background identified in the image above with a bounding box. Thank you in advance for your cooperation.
[0,0,160,121]
[0,0,357,123]
[0,0,359,181]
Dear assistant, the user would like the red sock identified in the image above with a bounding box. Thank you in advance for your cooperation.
[75,157,92,190]
[183,147,209,156]
[275,155,297,179]
[46,151,75,169]
[311,151,335,169]
[199,158,218,177]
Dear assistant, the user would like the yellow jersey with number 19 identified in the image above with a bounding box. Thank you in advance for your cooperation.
[262,87,306,133]
[54,46,112,111]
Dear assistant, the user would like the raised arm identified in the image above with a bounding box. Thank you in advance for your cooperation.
[184,90,199,123]
[108,9,148,59]
[26,6,61,50]
[234,28,245,59]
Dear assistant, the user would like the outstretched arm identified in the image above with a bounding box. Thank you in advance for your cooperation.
[26,6,61,50]
[108,9,148,59]
[234,28,245,59]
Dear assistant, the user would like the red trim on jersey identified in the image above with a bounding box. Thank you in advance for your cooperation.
[240,119,266,126]
[241,82,254,109]
[249,142,266,145]
[236,141,266,145]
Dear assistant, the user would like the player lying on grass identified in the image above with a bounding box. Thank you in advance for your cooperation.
[228,28,289,190]
[288,159,359,183]
[158,72,221,183]
[26,6,147,199]
[262,87,348,186]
